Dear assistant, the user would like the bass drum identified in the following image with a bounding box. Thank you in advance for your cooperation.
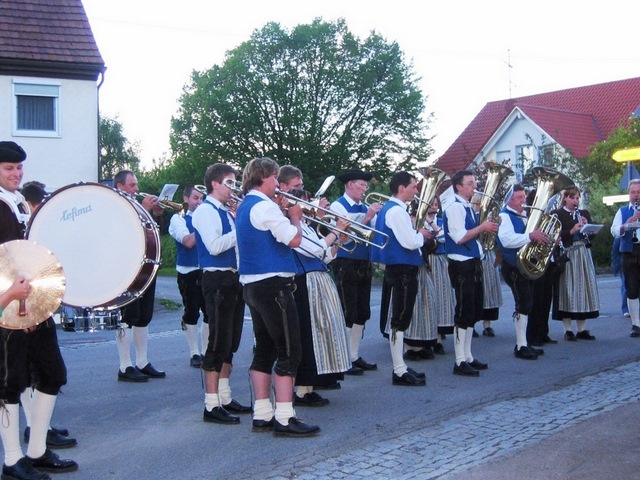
[27,182,160,311]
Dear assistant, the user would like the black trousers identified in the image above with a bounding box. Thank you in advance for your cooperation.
[244,277,301,378]
[201,270,244,372]
[0,318,67,404]
[527,263,556,344]
[177,269,208,325]
[448,258,483,329]
[381,264,419,333]
[121,276,157,328]
[332,258,372,327]
[622,247,640,299]
[501,262,534,316]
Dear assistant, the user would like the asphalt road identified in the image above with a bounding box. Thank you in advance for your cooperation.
[37,273,639,479]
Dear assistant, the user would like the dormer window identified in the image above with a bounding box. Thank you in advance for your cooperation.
[13,80,61,137]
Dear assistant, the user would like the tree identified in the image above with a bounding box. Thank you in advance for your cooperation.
[99,115,141,181]
[169,18,433,189]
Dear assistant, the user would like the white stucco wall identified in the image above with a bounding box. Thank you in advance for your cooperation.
[0,75,99,191]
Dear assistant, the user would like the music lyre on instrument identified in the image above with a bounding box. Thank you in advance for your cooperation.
[473,161,514,251]
[0,240,65,329]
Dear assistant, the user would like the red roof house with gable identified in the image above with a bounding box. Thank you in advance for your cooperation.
[435,77,640,180]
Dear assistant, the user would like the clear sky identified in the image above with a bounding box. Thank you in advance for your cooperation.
[82,0,640,169]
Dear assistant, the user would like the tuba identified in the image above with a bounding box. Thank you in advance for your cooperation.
[413,166,449,232]
[475,162,514,251]
[516,167,574,280]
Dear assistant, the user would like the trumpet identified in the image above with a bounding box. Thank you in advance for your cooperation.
[276,188,389,249]
[137,192,184,212]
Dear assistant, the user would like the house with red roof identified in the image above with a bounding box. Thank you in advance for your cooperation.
[0,0,105,189]
[435,77,640,182]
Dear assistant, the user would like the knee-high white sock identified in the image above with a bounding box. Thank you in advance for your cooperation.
[464,327,475,362]
[201,322,210,353]
[390,331,408,376]
[515,314,528,348]
[275,402,295,426]
[253,398,273,422]
[185,324,199,356]
[26,390,56,459]
[204,393,220,412]
[576,320,586,332]
[562,318,573,332]
[133,326,149,368]
[20,388,32,428]
[349,324,364,361]
[454,327,466,366]
[628,298,640,327]
[0,403,23,466]
[116,326,133,371]
[218,377,232,406]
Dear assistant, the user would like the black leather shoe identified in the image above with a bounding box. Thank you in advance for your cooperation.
[631,325,640,338]
[117,366,148,382]
[2,457,50,480]
[433,343,446,355]
[576,330,596,340]
[273,417,320,437]
[453,362,479,377]
[23,427,75,449]
[190,354,202,368]
[403,349,423,361]
[406,367,426,379]
[27,449,78,473]
[530,346,544,356]
[314,382,341,390]
[136,363,166,378]
[344,365,364,376]
[252,418,274,432]
[514,345,538,360]
[222,399,252,413]
[352,357,377,370]
[469,359,488,370]
[482,327,495,337]
[203,407,240,424]
[564,331,576,341]
[392,371,426,386]
[543,335,558,344]
[417,347,435,359]
[472,329,479,338]
[295,392,330,407]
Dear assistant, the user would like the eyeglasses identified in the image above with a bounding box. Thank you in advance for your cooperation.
[353,182,369,191]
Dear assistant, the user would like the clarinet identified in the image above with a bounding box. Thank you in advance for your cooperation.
[573,208,591,247]
[632,200,640,243]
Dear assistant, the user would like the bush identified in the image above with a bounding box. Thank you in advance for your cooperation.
[160,234,176,270]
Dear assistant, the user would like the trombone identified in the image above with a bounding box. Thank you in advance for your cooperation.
[276,188,389,249]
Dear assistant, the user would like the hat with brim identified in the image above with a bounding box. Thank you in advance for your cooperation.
[0,141,26,163]
[338,169,373,183]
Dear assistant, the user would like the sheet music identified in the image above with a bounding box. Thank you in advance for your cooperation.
[580,223,603,235]
[159,184,179,201]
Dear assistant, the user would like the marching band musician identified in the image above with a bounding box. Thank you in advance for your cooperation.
[330,169,382,375]
[551,187,600,341]
[168,185,209,368]
[192,164,251,425]
[371,171,430,386]
[611,179,640,338]
[236,157,320,437]
[113,170,166,383]
[0,141,77,479]
[278,175,351,407]
[423,196,455,355]
[497,184,549,360]
[443,170,498,377]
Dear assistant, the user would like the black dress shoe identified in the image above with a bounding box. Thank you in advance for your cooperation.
[203,407,240,424]
[543,335,558,344]
[472,329,479,338]
[433,343,446,355]
[576,330,596,340]
[222,399,252,413]
[190,354,203,368]
[295,392,330,407]
[406,367,426,379]
[136,363,166,378]
[453,362,479,377]
[631,325,640,338]
[403,349,423,361]
[23,426,73,447]
[252,418,274,432]
[117,366,148,382]
[344,365,364,376]
[564,331,576,341]
[2,457,50,480]
[27,449,78,473]
[468,359,488,370]
[352,357,377,370]
[416,347,435,359]
[314,382,341,390]
[392,371,426,386]
[530,346,544,356]
[273,417,320,437]
[514,345,538,360]
[482,327,495,337]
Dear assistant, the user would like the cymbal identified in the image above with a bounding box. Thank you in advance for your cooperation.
[0,240,65,329]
